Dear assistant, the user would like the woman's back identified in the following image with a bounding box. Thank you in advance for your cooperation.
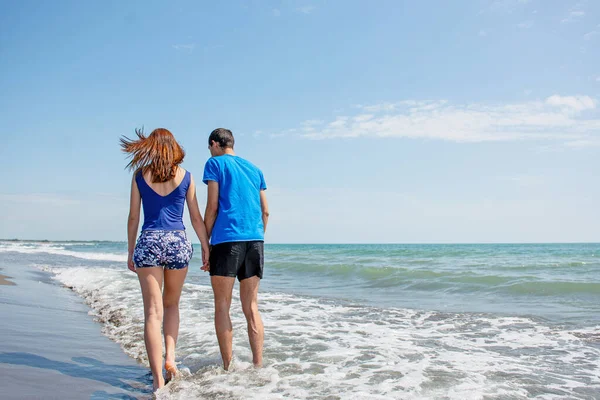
[136,167,190,231]
[121,127,210,392]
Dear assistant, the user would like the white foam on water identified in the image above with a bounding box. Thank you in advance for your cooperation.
[0,242,127,262]
[47,266,600,399]
[47,241,98,246]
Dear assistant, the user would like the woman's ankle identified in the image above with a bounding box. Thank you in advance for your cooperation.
[152,374,165,389]
[165,353,175,364]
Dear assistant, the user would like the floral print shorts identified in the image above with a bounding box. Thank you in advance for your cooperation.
[133,230,193,270]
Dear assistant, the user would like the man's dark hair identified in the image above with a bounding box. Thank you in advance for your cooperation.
[209,128,235,148]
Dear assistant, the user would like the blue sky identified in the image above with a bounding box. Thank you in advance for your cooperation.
[1,0,598,243]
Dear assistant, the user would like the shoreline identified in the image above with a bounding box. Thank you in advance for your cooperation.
[1,238,599,245]
[0,269,15,285]
[0,274,15,286]
[0,262,151,399]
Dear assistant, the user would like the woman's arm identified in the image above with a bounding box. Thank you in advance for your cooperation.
[186,175,211,271]
[127,175,141,272]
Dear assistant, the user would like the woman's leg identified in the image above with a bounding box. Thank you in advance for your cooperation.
[137,267,165,391]
[163,266,188,375]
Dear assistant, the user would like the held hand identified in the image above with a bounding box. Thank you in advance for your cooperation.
[201,244,210,272]
[127,253,137,273]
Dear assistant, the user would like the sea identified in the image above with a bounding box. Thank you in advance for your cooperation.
[1,240,599,399]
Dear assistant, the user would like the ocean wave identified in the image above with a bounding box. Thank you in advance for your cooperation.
[46,266,600,399]
[265,260,600,297]
[502,280,600,296]
[0,242,127,262]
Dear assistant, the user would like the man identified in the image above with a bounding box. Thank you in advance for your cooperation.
[203,128,269,370]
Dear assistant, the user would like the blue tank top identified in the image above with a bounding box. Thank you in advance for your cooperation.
[136,169,190,231]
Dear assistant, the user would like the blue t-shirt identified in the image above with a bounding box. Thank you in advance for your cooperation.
[202,155,267,245]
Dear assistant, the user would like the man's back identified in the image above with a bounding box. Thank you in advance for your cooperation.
[204,127,268,371]
[203,154,267,245]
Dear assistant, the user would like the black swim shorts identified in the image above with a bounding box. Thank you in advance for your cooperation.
[209,241,264,281]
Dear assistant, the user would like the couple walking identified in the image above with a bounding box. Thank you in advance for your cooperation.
[120,127,269,391]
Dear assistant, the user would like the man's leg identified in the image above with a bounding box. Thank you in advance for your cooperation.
[240,276,263,367]
[211,276,235,370]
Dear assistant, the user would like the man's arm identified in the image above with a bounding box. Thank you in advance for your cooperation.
[260,189,269,233]
[204,180,219,240]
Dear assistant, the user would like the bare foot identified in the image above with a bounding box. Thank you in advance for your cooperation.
[165,360,178,383]
[152,375,165,392]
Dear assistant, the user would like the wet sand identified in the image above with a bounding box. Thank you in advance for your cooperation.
[0,272,15,285]
[0,263,152,399]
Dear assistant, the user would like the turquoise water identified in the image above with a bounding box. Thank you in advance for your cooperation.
[23,241,599,324]
[1,240,599,398]
[261,243,600,325]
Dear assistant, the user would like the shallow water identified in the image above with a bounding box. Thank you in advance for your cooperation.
[1,241,599,398]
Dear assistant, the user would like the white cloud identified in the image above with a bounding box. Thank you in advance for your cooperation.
[478,30,488,37]
[561,10,585,23]
[354,114,374,122]
[302,119,324,126]
[361,102,401,112]
[296,6,316,14]
[172,43,195,53]
[518,21,534,29]
[299,119,323,133]
[545,95,596,112]
[583,31,598,40]
[596,76,600,82]
[272,9,281,17]
[328,116,349,128]
[289,96,600,143]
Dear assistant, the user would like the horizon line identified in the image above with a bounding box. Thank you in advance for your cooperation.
[1,238,598,245]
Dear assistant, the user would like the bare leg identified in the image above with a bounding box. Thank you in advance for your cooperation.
[240,276,263,367]
[137,267,165,391]
[163,267,188,379]
[211,276,235,370]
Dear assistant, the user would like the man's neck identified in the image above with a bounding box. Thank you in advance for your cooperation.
[222,148,236,156]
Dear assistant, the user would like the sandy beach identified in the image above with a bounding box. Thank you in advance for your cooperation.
[0,271,15,286]
[0,259,151,399]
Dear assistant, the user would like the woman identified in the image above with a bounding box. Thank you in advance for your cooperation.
[121,128,210,391]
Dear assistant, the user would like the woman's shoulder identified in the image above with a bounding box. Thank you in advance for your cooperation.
[176,167,193,185]
[134,167,145,180]
[176,166,191,176]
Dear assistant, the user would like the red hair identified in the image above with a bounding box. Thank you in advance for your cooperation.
[120,128,185,183]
